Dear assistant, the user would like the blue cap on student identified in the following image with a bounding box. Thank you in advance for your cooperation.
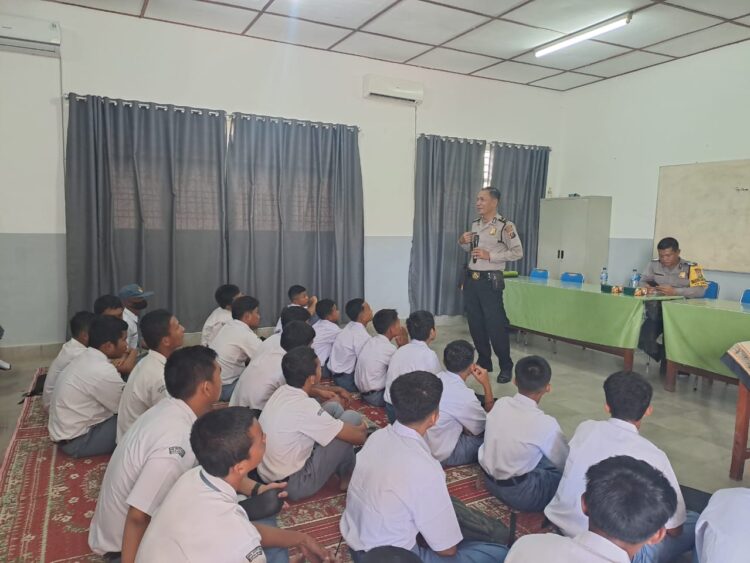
[118,284,154,300]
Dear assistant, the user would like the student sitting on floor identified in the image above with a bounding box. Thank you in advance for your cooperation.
[43,311,96,410]
[340,371,509,563]
[257,346,367,501]
[354,308,408,408]
[201,283,242,346]
[383,310,441,423]
[94,294,137,376]
[258,305,311,357]
[274,284,318,333]
[136,407,330,563]
[116,309,185,442]
[425,340,492,467]
[48,315,128,458]
[328,298,373,392]
[507,455,679,562]
[479,355,568,512]
[118,284,153,350]
[695,487,750,563]
[210,295,262,401]
[545,371,697,563]
[311,298,341,375]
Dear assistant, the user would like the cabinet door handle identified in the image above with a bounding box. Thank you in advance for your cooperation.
[556,250,560,259]
[561,250,565,259]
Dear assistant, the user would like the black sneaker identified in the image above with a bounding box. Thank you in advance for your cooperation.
[496,369,513,384]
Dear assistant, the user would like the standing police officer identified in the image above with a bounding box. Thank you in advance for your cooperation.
[459,187,523,383]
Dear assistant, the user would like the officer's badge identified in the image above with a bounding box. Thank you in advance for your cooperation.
[471,272,480,280]
[679,272,687,279]
[489,228,497,236]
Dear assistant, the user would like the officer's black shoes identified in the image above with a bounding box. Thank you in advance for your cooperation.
[496,369,513,384]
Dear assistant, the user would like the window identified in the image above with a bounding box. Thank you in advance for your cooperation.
[482,145,493,186]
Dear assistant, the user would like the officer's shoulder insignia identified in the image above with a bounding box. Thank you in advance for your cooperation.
[689,263,708,287]
[245,546,265,561]
[504,223,517,239]
[472,216,481,223]
[168,446,186,458]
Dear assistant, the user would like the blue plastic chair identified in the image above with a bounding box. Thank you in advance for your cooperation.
[703,281,719,299]
[561,272,584,284]
[530,268,549,281]
[741,289,750,305]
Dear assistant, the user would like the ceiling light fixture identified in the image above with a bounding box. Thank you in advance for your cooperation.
[535,13,632,58]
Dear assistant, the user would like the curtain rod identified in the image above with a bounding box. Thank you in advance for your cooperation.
[64,93,224,116]
[233,112,359,131]
[491,141,551,151]
[418,133,485,144]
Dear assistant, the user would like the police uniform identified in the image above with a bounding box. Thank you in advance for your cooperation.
[460,214,523,378]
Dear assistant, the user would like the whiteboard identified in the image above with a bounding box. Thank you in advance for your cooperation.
[654,159,750,273]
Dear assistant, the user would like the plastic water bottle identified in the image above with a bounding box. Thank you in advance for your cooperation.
[600,267,608,286]
[630,269,640,288]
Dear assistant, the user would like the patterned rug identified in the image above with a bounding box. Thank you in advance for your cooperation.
[0,369,551,562]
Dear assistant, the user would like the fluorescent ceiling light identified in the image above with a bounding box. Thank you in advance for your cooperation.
[535,14,632,58]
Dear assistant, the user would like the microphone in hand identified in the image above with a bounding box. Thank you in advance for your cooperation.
[471,233,479,264]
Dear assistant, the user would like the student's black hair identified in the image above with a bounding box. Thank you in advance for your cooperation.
[443,340,475,373]
[88,315,128,349]
[603,371,653,421]
[406,310,434,341]
[373,309,399,335]
[140,309,174,351]
[164,346,218,400]
[481,186,501,201]
[215,284,241,308]
[657,237,679,252]
[345,298,365,322]
[70,311,96,338]
[584,455,677,544]
[93,294,123,315]
[281,346,318,388]
[190,407,257,478]
[515,355,552,393]
[232,295,259,320]
[280,305,311,328]
[315,298,337,320]
[288,284,307,301]
[390,371,443,425]
[280,321,315,351]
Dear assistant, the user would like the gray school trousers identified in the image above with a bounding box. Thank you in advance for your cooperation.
[60,415,118,458]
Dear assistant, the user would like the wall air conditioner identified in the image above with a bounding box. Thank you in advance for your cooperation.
[0,14,61,57]
[363,74,424,105]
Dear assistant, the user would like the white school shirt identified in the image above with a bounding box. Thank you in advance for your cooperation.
[201,307,231,346]
[328,321,370,375]
[257,384,344,482]
[311,319,341,366]
[479,393,569,480]
[43,338,87,409]
[116,350,169,442]
[354,334,396,393]
[383,340,441,403]
[123,308,140,349]
[48,348,125,442]
[425,371,487,462]
[136,466,266,563]
[88,398,197,555]
[210,319,262,385]
[229,339,285,410]
[506,531,630,563]
[340,422,463,553]
[274,303,302,333]
[544,418,686,537]
[695,488,750,563]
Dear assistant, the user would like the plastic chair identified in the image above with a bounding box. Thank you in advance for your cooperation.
[561,272,584,284]
[703,281,719,299]
[741,289,750,304]
[530,268,549,281]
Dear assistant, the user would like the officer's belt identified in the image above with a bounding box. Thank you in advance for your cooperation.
[467,270,503,281]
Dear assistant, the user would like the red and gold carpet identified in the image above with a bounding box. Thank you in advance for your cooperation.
[0,369,550,561]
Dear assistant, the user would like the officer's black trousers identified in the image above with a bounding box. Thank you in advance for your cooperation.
[463,276,513,372]
[638,301,664,362]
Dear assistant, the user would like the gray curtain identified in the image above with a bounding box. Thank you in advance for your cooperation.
[409,135,486,315]
[65,95,228,331]
[490,143,550,276]
[226,114,364,323]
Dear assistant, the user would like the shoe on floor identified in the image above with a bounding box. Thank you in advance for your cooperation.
[496,369,512,384]
[0,359,11,371]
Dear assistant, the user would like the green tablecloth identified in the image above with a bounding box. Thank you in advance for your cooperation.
[663,299,750,379]
[504,277,679,349]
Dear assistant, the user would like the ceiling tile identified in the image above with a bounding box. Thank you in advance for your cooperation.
[531,71,602,90]
[205,0,268,10]
[146,0,256,33]
[600,4,722,48]
[514,40,630,70]
[408,47,497,73]
[332,32,430,62]
[475,61,561,83]
[247,13,350,48]
[52,0,145,15]
[268,0,394,28]
[503,0,646,34]
[577,50,672,77]
[446,19,563,58]
[668,0,750,19]
[363,0,488,45]
[433,0,528,17]
[648,22,750,56]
